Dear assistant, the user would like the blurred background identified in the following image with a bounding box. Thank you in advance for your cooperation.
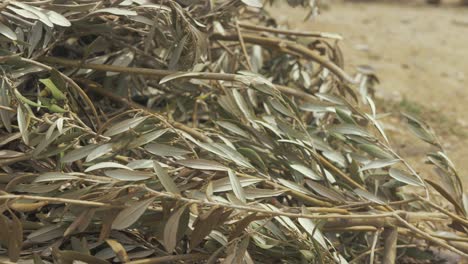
[269,0,468,185]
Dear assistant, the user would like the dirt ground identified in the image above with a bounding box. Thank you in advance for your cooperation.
[270,0,468,186]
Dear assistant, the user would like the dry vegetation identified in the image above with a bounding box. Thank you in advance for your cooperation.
[0,0,467,263]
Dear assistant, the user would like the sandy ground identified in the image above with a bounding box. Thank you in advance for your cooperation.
[270,0,468,186]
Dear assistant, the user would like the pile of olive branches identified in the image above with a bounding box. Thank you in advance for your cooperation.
[0,0,466,263]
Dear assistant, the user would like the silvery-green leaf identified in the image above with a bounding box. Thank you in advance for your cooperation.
[277,178,312,195]
[212,178,262,193]
[329,124,371,138]
[359,159,399,172]
[402,112,437,145]
[199,143,253,168]
[0,80,12,132]
[62,144,98,163]
[366,95,377,118]
[104,169,153,181]
[7,6,39,20]
[241,0,263,7]
[367,114,389,143]
[316,93,345,105]
[45,10,71,27]
[128,129,168,148]
[10,2,53,27]
[104,116,147,137]
[389,168,424,187]
[0,21,17,41]
[228,169,246,203]
[216,121,249,138]
[290,163,322,180]
[178,159,228,171]
[354,189,386,205]
[260,204,300,232]
[0,150,23,158]
[85,162,132,172]
[34,172,79,182]
[244,189,285,200]
[269,98,294,117]
[305,180,346,202]
[160,72,206,84]
[145,143,191,157]
[107,51,135,76]
[28,22,42,57]
[153,161,180,194]
[298,207,327,249]
[336,108,357,125]
[17,105,29,145]
[127,159,168,169]
[86,143,113,162]
[322,151,346,167]
[358,144,393,159]
[233,89,254,121]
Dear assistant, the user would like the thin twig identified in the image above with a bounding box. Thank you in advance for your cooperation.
[0,194,121,208]
[392,212,468,258]
[350,244,419,264]
[235,19,254,71]
[417,195,468,227]
[382,227,398,264]
[238,21,343,40]
[369,228,382,264]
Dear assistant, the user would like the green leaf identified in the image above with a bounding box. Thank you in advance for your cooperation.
[39,78,67,100]
[14,89,41,107]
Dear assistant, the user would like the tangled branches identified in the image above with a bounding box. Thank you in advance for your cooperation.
[0,0,466,263]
